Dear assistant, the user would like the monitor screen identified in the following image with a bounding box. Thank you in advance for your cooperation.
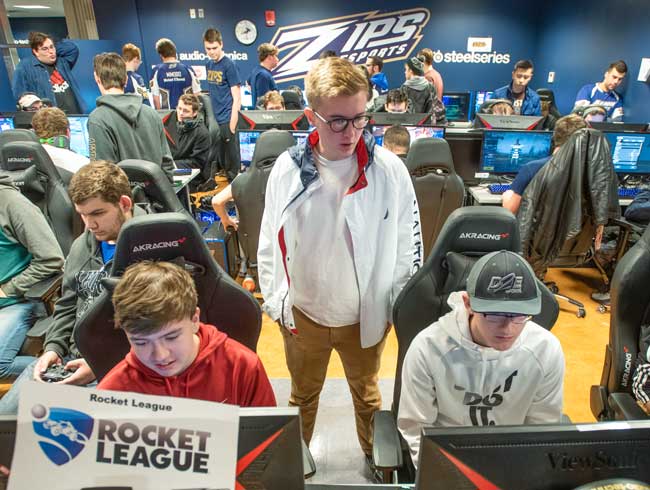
[473,90,494,118]
[238,110,308,130]
[480,130,553,174]
[476,114,544,130]
[238,130,308,166]
[442,92,471,122]
[0,116,14,132]
[372,125,445,147]
[67,115,90,158]
[416,421,650,490]
[369,112,431,126]
[605,132,650,174]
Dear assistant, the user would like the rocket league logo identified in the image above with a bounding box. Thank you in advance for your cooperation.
[31,404,94,465]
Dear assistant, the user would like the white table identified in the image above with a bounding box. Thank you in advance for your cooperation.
[173,168,201,210]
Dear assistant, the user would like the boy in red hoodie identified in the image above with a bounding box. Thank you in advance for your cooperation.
[98,261,276,407]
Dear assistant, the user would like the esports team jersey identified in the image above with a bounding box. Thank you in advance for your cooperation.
[125,70,150,105]
[46,64,80,114]
[205,56,241,124]
[151,61,201,109]
[574,83,624,121]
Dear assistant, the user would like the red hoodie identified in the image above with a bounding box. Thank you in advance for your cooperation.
[98,323,276,407]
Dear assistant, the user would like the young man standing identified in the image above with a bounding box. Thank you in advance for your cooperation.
[248,43,280,108]
[0,162,146,415]
[493,59,541,116]
[417,48,444,101]
[12,32,85,114]
[122,43,150,103]
[151,38,201,110]
[258,56,422,461]
[203,28,242,182]
[398,250,565,468]
[98,261,276,407]
[88,52,174,182]
[574,60,627,122]
[364,56,389,95]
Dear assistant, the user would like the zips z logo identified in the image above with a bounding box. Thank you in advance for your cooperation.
[270,8,430,83]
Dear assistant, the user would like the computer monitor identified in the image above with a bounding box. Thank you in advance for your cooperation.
[416,421,650,490]
[480,130,553,174]
[372,125,445,147]
[604,132,650,175]
[67,115,90,158]
[442,92,471,122]
[473,90,494,118]
[0,408,305,489]
[0,116,14,132]
[590,122,648,133]
[238,130,308,166]
[475,114,544,130]
[238,110,308,130]
[369,112,432,126]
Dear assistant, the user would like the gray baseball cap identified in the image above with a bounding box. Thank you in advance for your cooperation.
[466,250,541,316]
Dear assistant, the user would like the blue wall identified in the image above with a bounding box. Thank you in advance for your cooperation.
[535,0,650,122]
[9,17,68,43]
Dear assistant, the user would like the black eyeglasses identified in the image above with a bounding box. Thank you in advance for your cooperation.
[313,111,370,133]
[482,313,531,326]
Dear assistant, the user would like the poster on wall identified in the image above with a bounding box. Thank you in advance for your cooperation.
[9,382,239,490]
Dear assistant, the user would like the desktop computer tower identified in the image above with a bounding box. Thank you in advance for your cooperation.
[202,219,240,278]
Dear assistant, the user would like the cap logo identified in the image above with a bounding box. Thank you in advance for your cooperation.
[487,273,523,294]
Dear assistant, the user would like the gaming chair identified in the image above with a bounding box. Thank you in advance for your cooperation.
[198,94,222,180]
[590,225,650,421]
[74,212,262,381]
[404,138,464,259]
[118,159,187,215]
[231,130,297,286]
[371,206,560,483]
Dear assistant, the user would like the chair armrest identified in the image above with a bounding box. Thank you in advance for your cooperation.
[609,392,650,421]
[372,410,403,470]
[24,274,62,301]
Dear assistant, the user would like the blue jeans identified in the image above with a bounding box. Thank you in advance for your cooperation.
[0,356,97,415]
[0,302,38,382]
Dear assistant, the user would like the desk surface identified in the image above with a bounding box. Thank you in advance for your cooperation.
[173,168,201,190]
[468,185,633,207]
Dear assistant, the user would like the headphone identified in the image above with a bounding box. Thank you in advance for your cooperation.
[572,104,607,120]
[39,135,70,149]
[479,98,514,114]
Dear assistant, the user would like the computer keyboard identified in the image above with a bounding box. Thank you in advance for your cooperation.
[487,184,512,194]
[618,187,642,198]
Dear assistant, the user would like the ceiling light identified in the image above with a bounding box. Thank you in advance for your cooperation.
[13,5,52,9]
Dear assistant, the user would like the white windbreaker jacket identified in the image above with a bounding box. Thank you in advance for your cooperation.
[398,291,565,468]
[257,130,423,348]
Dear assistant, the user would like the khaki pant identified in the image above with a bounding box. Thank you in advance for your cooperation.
[280,307,387,455]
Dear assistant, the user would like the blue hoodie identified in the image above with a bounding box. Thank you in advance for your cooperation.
[370,72,389,95]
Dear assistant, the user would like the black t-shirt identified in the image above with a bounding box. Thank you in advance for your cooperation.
[46,64,81,114]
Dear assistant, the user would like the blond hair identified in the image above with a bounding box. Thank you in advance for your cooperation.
[112,261,198,335]
[262,90,285,109]
[305,57,369,110]
[257,43,278,62]
[68,160,132,205]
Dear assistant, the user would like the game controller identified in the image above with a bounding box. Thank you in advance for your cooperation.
[41,364,73,383]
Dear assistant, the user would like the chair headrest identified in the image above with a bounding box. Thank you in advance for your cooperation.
[118,159,185,213]
[0,141,62,183]
[113,213,212,274]
[432,206,521,257]
[536,88,557,104]
[281,91,304,110]
[250,130,296,169]
[405,138,455,173]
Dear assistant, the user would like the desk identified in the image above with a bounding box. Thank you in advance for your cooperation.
[468,185,634,207]
[173,168,201,210]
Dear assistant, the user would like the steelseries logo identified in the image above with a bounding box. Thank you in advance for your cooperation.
[459,232,509,241]
[432,49,511,65]
[270,8,430,83]
[132,237,187,253]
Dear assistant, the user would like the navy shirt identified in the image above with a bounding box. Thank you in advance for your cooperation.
[206,56,241,124]
[248,65,277,108]
[511,156,552,195]
[151,61,200,109]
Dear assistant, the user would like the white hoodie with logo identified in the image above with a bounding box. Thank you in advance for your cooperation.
[397,291,565,468]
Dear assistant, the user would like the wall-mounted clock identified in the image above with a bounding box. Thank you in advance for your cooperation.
[235,19,258,45]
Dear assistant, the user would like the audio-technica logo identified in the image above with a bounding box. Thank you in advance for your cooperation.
[31,404,94,466]
[270,8,430,82]
[178,50,248,62]
[432,49,510,65]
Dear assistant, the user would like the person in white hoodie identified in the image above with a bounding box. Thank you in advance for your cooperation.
[398,250,565,469]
